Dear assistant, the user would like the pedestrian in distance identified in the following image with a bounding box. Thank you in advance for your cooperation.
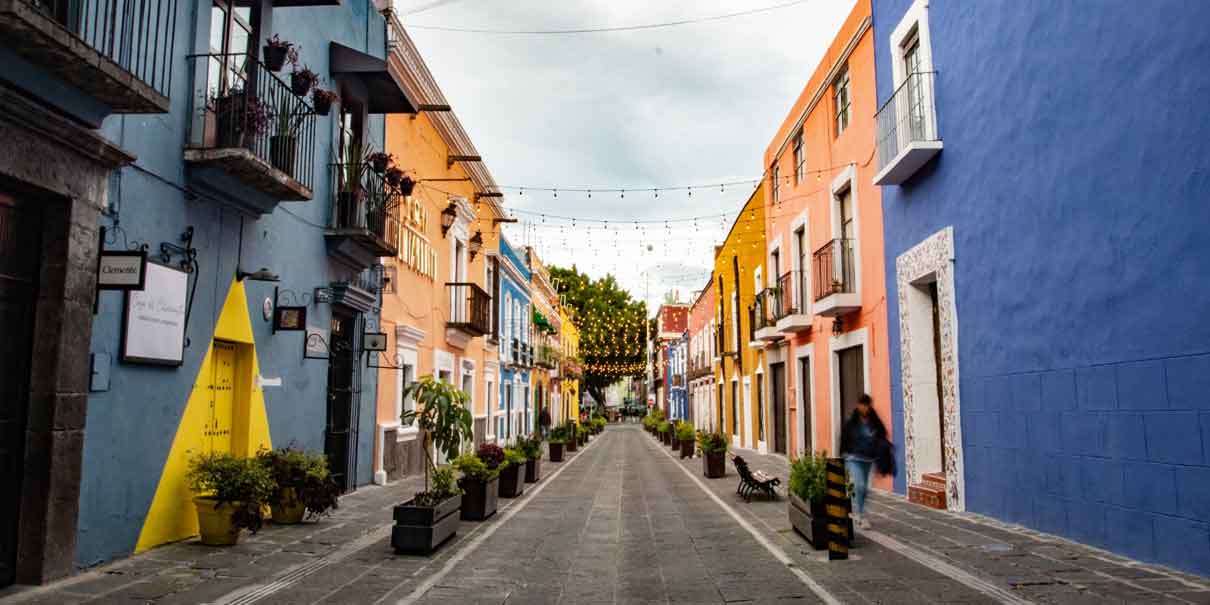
[839,393,895,530]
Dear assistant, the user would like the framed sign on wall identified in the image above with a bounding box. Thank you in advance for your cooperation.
[121,262,189,366]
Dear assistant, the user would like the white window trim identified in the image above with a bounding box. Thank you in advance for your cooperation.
[890,0,935,89]
[830,164,862,296]
[828,327,871,454]
[794,342,816,458]
[742,375,753,450]
[730,374,741,443]
[754,364,767,454]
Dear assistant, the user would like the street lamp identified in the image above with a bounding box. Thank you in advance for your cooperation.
[468,230,483,261]
[440,202,457,237]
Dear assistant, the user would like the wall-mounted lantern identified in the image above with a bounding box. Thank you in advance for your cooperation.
[440,202,457,237]
[468,230,483,261]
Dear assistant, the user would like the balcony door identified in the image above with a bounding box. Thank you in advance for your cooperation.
[837,346,864,426]
[798,355,813,456]
[770,362,786,455]
[0,194,41,588]
[325,310,361,493]
[209,1,253,96]
[904,31,927,141]
[795,227,808,313]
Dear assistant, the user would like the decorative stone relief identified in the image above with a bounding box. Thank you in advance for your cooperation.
[895,226,964,511]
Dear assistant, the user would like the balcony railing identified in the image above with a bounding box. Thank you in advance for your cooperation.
[776,271,804,319]
[813,238,856,302]
[186,53,317,202]
[4,0,178,112]
[447,282,491,337]
[874,71,942,185]
[329,160,400,258]
[536,344,560,369]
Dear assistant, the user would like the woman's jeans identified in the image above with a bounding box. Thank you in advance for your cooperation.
[845,459,873,515]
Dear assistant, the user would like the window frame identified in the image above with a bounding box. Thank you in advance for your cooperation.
[833,66,851,136]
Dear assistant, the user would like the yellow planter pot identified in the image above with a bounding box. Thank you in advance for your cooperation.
[273,488,307,525]
[192,496,243,546]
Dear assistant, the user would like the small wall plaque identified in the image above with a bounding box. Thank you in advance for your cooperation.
[273,306,307,332]
[97,250,147,290]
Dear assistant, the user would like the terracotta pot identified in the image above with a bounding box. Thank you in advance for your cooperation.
[193,496,242,546]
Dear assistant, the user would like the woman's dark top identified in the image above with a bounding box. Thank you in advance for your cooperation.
[840,410,888,462]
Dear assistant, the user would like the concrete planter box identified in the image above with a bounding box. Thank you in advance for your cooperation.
[498,464,525,498]
[671,433,680,449]
[391,494,461,555]
[524,458,541,483]
[549,442,565,462]
[459,476,499,521]
[566,437,578,452]
[679,439,694,459]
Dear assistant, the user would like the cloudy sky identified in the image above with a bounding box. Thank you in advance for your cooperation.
[399,0,858,312]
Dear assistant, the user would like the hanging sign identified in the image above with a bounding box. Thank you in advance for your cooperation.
[121,262,188,366]
[273,306,307,332]
[363,332,388,352]
[97,250,147,290]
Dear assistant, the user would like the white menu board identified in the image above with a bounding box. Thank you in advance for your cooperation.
[121,262,189,365]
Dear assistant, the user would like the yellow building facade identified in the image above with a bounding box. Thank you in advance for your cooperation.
[712,184,767,450]
[560,307,580,424]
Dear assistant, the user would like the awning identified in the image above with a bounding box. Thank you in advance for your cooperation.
[329,42,417,114]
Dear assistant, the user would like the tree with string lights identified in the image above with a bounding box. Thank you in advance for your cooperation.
[549,265,647,409]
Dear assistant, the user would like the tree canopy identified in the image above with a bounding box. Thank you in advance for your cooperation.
[549,265,646,407]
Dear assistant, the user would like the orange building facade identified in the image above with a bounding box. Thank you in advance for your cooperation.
[372,16,508,483]
[757,0,893,489]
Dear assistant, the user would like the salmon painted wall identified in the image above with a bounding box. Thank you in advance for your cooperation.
[761,0,893,489]
[379,112,500,448]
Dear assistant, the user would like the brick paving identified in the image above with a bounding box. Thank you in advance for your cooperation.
[2,424,1209,604]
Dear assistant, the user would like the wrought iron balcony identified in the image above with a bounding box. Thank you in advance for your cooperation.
[0,0,177,113]
[813,238,860,317]
[775,270,812,333]
[185,53,317,208]
[325,160,400,270]
[447,282,491,338]
[751,292,780,343]
[536,344,560,369]
[874,71,942,186]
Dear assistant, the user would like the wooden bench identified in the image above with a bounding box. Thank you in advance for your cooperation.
[732,456,780,502]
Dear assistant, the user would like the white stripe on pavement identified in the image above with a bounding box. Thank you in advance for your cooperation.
[651,434,843,605]
[861,529,1033,605]
[395,432,604,605]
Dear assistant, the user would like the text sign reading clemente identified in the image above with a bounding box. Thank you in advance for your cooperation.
[97,250,147,290]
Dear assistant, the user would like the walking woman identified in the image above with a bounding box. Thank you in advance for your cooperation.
[839,393,893,529]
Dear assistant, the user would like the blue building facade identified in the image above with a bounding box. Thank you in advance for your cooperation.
[495,235,532,443]
[0,0,412,582]
[667,335,688,421]
[873,0,1210,574]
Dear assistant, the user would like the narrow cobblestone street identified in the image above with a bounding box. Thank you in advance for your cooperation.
[3,425,1209,604]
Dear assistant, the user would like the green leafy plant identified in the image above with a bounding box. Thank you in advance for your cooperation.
[696,431,729,454]
[340,140,366,193]
[414,466,462,507]
[576,424,589,440]
[549,425,568,445]
[675,420,695,441]
[657,420,670,434]
[592,417,607,432]
[452,452,498,481]
[789,451,830,503]
[517,434,543,460]
[401,375,474,496]
[503,448,526,468]
[273,98,307,137]
[186,452,275,533]
[256,446,340,519]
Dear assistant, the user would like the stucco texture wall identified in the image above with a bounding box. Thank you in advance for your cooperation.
[874,0,1210,575]
[77,2,387,568]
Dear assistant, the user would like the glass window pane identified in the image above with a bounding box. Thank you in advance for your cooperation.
[209,5,226,54]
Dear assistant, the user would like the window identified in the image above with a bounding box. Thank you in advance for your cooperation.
[833,67,851,136]
[438,369,452,384]
[756,372,765,442]
[503,293,513,353]
[487,258,499,338]
[395,360,415,421]
[795,227,807,310]
[793,129,805,184]
[839,186,855,241]
[771,163,780,205]
[904,30,926,140]
[730,380,739,437]
[209,1,252,96]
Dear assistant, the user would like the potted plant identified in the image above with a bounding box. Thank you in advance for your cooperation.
[497,448,527,498]
[367,151,394,175]
[453,444,501,521]
[788,451,850,549]
[392,375,473,555]
[257,447,340,524]
[576,423,589,446]
[213,89,269,149]
[565,422,579,452]
[312,88,338,116]
[262,34,296,72]
[548,425,567,462]
[698,431,728,478]
[592,416,606,434]
[186,452,275,546]
[658,421,671,445]
[831,279,844,293]
[519,433,542,482]
[337,142,366,228]
[670,422,681,449]
[385,168,415,196]
[269,98,307,176]
[676,421,695,459]
[290,65,320,96]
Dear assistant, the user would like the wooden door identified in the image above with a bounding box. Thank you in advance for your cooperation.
[325,311,358,493]
[771,363,786,454]
[837,346,864,424]
[205,341,237,453]
[799,356,812,455]
[0,194,40,588]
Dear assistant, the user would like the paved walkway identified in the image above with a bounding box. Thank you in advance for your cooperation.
[2,425,1209,604]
